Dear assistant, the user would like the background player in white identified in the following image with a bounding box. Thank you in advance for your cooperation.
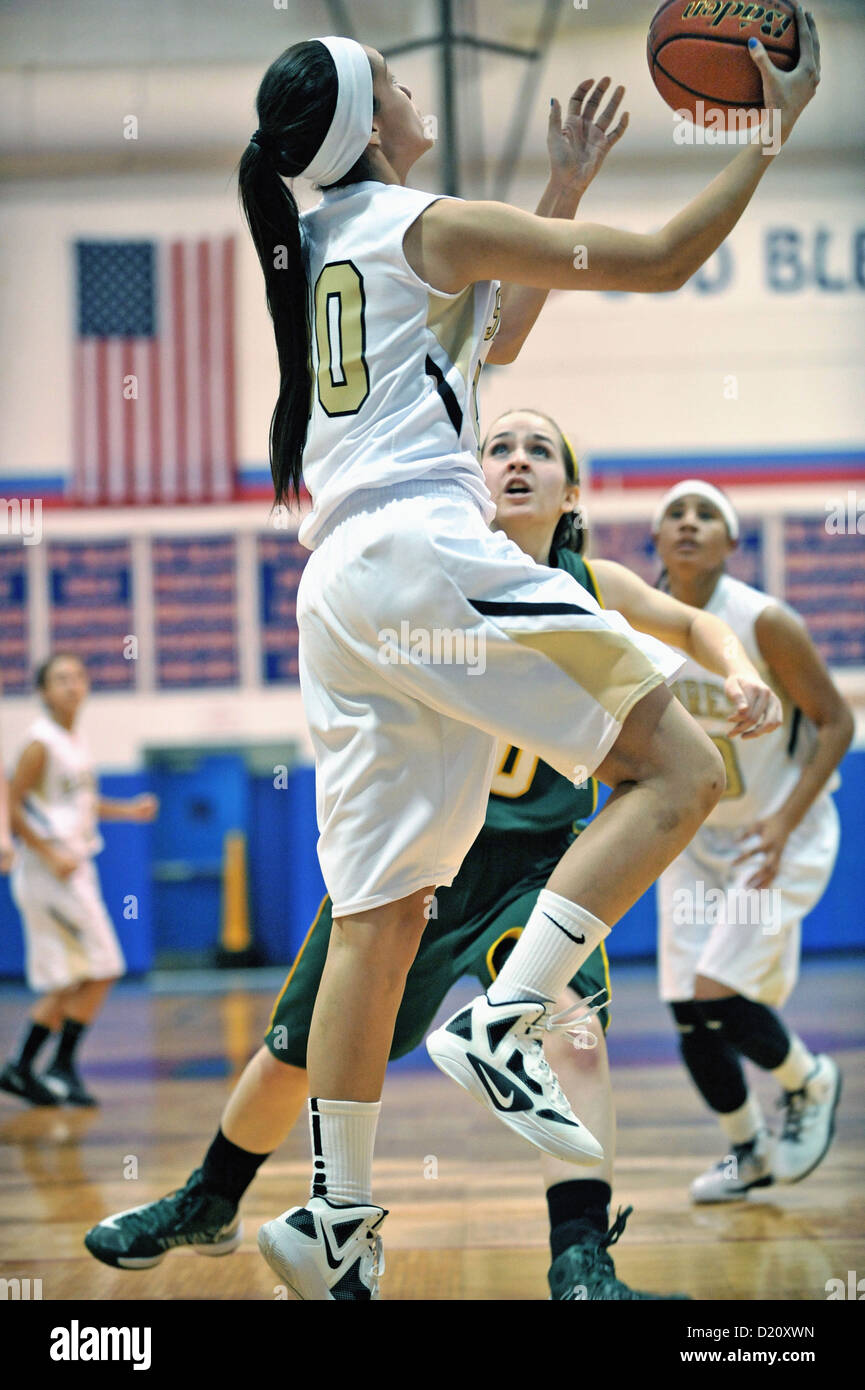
[653,483,853,1201]
[237,23,819,1299]
[0,652,157,1107]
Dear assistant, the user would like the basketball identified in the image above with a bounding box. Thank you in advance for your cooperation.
[647,1,800,126]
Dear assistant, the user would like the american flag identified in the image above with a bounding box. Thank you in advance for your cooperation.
[72,237,237,505]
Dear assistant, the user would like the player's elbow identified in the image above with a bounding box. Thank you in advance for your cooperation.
[623,240,688,294]
[634,231,692,293]
[658,262,691,293]
[651,252,690,293]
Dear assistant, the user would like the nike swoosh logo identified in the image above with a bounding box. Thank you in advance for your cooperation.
[101,1203,154,1230]
[466,1054,532,1113]
[480,1068,513,1108]
[542,911,585,945]
[319,1217,354,1273]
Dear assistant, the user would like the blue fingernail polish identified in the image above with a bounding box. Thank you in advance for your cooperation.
[748,37,758,48]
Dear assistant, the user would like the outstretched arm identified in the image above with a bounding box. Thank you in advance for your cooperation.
[407,5,820,296]
[98,793,159,823]
[590,558,782,738]
[488,78,629,365]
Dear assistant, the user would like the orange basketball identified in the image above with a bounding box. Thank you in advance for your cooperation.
[647,1,800,126]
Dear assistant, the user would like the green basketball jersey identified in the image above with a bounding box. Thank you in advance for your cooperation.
[482,548,600,839]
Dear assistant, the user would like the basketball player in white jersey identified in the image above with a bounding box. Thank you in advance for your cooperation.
[653,483,853,1201]
[237,23,819,1298]
[0,653,157,1107]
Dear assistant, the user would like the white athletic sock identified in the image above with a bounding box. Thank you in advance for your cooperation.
[718,1093,765,1146]
[309,1097,381,1207]
[486,889,610,1006]
[772,1034,817,1093]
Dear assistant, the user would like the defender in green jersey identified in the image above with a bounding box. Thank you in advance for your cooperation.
[86,409,777,1299]
[263,548,609,1071]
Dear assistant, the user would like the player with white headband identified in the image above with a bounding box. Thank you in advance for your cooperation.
[652,481,853,1204]
[227,26,820,1299]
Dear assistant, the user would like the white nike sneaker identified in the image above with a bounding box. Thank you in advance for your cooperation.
[425,993,604,1164]
[773,1055,842,1184]
[689,1130,773,1204]
[257,1196,386,1301]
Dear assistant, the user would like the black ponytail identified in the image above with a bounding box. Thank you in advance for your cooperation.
[237,41,376,506]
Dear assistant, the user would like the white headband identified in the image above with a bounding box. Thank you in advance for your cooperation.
[651,479,740,541]
[302,36,374,186]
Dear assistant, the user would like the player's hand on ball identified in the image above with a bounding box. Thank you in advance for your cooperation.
[724,675,783,739]
[749,3,820,143]
[548,77,629,195]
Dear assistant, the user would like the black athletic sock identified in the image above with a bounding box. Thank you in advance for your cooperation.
[697,996,792,1071]
[547,1179,611,1260]
[49,1019,87,1073]
[671,1002,748,1114]
[16,1022,52,1072]
[199,1127,272,1205]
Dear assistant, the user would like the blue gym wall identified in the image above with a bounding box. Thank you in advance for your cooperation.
[0,751,862,978]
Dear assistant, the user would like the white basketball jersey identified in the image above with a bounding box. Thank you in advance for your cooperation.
[17,715,103,859]
[668,574,834,828]
[298,181,501,549]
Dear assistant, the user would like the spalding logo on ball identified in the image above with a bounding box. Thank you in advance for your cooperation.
[648,1,801,126]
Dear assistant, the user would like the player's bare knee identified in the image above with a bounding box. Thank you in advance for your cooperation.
[654,708,724,817]
[687,728,725,818]
[331,912,421,985]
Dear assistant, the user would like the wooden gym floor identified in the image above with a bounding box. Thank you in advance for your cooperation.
[0,957,862,1302]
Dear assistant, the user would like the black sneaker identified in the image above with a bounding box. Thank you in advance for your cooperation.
[0,1061,61,1107]
[548,1208,690,1300]
[43,1066,99,1107]
[84,1169,242,1269]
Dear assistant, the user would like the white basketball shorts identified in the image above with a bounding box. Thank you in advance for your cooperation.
[657,793,840,1007]
[10,849,126,993]
[298,480,683,916]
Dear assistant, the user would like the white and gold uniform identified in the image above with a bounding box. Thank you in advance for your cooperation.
[296,182,682,915]
[658,575,840,1006]
[10,715,124,992]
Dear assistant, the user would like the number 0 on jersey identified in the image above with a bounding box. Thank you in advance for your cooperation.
[314,261,370,416]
